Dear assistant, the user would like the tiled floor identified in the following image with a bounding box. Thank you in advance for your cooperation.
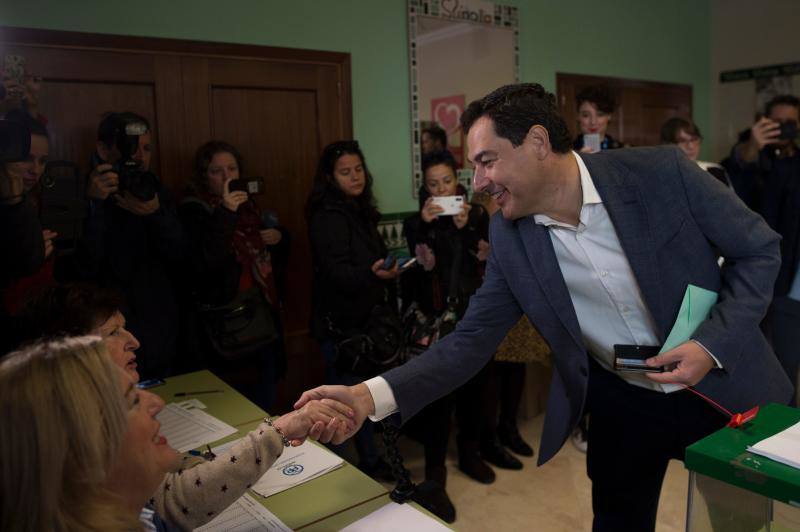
[378,413,689,531]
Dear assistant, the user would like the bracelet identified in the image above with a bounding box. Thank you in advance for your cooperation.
[265,417,291,447]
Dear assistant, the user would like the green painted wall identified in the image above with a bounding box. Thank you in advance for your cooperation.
[1,0,710,214]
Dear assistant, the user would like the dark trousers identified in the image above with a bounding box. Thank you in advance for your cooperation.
[455,360,496,448]
[586,359,726,532]
[403,394,454,482]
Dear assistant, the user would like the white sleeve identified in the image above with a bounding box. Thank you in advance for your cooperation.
[364,376,399,421]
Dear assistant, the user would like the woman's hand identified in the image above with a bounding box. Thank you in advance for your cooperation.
[452,201,471,229]
[43,229,58,259]
[372,258,400,280]
[415,243,436,271]
[476,238,490,262]
[221,178,248,212]
[421,197,444,223]
[272,398,356,446]
[260,228,282,246]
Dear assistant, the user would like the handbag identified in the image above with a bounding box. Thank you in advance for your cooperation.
[332,304,404,377]
[198,287,279,361]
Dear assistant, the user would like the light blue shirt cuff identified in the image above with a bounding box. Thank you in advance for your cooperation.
[364,376,399,421]
[691,339,723,369]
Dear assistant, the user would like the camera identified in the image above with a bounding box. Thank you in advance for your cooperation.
[98,114,159,202]
[778,120,798,141]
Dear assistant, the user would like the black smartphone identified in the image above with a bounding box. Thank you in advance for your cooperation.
[229,177,264,195]
[613,344,664,373]
[380,256,397,270]
[778,120,798,141]
[137,378,166,389]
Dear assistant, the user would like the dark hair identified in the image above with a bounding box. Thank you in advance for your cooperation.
[422,125,447,149]
[421,149,457,176]
[765,94,800,117]
[4,109,48,139]
[660,117,702,144]
[97,111,151,148]
[575,85,616,114]
[460,83,572,153]
[192,140,245,195]
[305,140,380,225]
[21,284,124,340]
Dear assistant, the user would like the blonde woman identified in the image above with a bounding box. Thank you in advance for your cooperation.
[1,336,354,531]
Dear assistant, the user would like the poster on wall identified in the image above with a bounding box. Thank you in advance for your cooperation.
[430,94,465,167]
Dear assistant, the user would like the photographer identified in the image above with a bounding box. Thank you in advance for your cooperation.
[79,112,183,379]
[723,94,800,396]
[178,141,290,410]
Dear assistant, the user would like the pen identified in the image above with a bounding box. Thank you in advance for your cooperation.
[173,389,224,397]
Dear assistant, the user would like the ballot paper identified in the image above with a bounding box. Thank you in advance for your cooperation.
[193,493,290,532]
[156,403,237,452]
[250,440,344,498]
[340,502,451,532]
[747,420,800,470]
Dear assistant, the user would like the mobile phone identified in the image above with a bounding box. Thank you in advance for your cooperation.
[583,133,601,153]
[430,195,465,216]
[137,378,166,389]
[613,344,664,373]
[778,120,798,141]
[3,54,26,98]
[380,256,397,270]
[398,257,417,270]
[229,177,264,195]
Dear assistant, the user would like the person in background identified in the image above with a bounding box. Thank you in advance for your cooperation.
[179,140,290,410]
[80,111,184,380]
[722,94,800,398]
[572,85,625,154]
[306,140,401,481]
[660,117,731,187]
[0,335,354,531]
[421,124,448,155]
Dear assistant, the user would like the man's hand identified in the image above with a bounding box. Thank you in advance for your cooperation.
[272,398,356,446]
[87,164,119,200]
[294,383,375,445]
[115,192,160,216]
[739,117,781,162]
[644,341,715,386]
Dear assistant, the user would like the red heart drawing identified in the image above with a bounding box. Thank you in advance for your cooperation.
[434,102,461,134]
[441,0,459,16]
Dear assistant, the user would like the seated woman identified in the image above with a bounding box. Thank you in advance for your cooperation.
[572,85,625,153]
[179,141,290,410]
[15,284,354,531]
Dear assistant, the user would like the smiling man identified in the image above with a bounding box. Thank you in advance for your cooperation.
[296,83,793,531]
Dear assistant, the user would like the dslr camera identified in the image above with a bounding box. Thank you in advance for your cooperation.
[98,114,159,202]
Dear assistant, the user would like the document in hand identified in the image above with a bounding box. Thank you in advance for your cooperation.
[747,420,800,470]
[250,440,345,498]
[659,284,718,393]
[193,493,291,532]
[340,502,451,531]
[156,403,237,452]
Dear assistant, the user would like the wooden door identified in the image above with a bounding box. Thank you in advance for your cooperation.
[1,27,352,410]
[557,73,692,147]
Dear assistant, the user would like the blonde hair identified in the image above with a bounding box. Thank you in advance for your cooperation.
[0,336,139,531]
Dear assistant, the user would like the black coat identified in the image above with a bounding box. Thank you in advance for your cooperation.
[308,194,388,338]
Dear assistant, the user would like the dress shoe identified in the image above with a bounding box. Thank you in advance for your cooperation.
[498,422,534,457]
[412,480,456,523]
[480,437,523,470]
[458,446,496,484]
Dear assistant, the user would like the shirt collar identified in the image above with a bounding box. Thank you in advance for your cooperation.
[533,151,602,227]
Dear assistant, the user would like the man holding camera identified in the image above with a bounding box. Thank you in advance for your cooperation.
[80,112,183,379]
[724,94,800,396]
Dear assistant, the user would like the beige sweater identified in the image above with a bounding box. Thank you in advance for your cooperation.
[150,421,285,530]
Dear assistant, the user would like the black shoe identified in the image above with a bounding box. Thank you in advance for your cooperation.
[480,437,523,470]
[358,457,397,483]
[412,480,456,523]
[498,423,534,457]
[458,449,496,484]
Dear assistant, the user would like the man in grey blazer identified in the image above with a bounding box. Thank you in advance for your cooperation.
[297,84,793,531]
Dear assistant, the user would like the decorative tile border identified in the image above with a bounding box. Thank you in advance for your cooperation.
[378,211,417,255]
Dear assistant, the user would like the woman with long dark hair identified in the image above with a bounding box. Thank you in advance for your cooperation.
[306,140,400,481]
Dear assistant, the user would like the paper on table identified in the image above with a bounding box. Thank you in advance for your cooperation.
[747,420,800,470]
[175,398,207,410]
[157,403,237,452]
[251,440,344,498]
[193,493,290,532]
[340,502,451,532]
[658,284,718,393]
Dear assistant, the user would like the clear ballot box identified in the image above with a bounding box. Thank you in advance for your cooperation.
[685,403,800,531]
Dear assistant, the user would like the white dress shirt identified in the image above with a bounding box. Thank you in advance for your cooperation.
[366,152,717,420]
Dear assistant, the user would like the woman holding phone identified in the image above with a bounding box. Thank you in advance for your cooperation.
[179,141,290,410]
[572,85,626,153]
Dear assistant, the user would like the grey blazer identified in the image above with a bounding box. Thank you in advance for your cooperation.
[382,146,794,465]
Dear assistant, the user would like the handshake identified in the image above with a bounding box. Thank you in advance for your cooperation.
[276,383,375,446]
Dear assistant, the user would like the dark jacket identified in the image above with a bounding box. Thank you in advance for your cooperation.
[723,144,800,297]
[308,192,388,338]
[402,184,488,317]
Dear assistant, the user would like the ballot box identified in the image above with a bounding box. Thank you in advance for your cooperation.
[685,403,800,531]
